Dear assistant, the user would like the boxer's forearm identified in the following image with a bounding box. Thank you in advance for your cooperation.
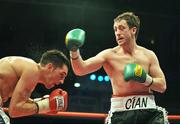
[149,77,166,93]
[70,50,104,76]
[9,102,38,118]
[70,50,87,76]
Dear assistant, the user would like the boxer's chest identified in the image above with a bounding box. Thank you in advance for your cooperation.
[106,52,150,74]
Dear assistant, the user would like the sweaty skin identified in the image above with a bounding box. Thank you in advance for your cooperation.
[0,56,68,117]
[70,20,166,96]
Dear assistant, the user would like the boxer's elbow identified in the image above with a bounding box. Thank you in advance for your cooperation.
[73,67,93,76]
[72,66,88,76]
[9,103,24,118]
[8,106,19,118]
[156,82,167,93]
[160,84,167,93]
[73,70,87,76]
[72,63,100,76]
[151,81,167,93]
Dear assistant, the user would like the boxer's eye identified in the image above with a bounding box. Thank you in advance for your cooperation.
[59,72,67,79]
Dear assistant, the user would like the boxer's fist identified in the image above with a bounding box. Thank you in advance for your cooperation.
[49,89,68,112]
[124,63,153,87]
[65,28,85,51]
[35,89,68,113]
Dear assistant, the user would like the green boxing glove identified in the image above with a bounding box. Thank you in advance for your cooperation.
[124,63,153,87]
[65,28,85,51]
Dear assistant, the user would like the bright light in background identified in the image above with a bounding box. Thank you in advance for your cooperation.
[98,75,103,82]
[89,74,110,82]
[74,82,80,88]
[104,75,110,82]
[90,74,96,80]
[150,39,155,44]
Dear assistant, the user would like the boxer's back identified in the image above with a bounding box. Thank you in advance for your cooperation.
[0,56,37,103]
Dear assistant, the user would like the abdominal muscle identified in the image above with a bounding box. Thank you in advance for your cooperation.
[110,78,152,97]
[104,47,152,97]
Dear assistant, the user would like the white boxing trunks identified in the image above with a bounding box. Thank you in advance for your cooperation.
[110,94,156,112]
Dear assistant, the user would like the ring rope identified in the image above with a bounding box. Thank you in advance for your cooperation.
[2,107,180,120]
[46,111,107,119]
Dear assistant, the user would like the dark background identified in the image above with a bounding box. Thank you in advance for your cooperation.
[0,0,180,118]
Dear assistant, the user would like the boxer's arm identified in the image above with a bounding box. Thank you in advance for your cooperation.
[70,50,107,76]
[66,28,107,75]
[148,51,167,93]
[9,70,38,118]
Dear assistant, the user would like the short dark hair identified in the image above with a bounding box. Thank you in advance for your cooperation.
[114,12,140,39]
[40,49,70,69]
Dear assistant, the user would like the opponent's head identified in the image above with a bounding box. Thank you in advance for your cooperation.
[40,49,70,88]
[114,12,140,40]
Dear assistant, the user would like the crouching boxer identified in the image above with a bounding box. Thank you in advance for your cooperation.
[0,49,69,124]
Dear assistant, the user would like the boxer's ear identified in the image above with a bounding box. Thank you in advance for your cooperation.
[46,63,54,72]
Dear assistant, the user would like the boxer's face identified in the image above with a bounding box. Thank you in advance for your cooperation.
[45,64,68,89]
[113,19,134,46]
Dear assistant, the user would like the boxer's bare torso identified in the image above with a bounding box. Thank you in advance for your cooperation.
[0,57,38,103]
[102,46,153,96]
